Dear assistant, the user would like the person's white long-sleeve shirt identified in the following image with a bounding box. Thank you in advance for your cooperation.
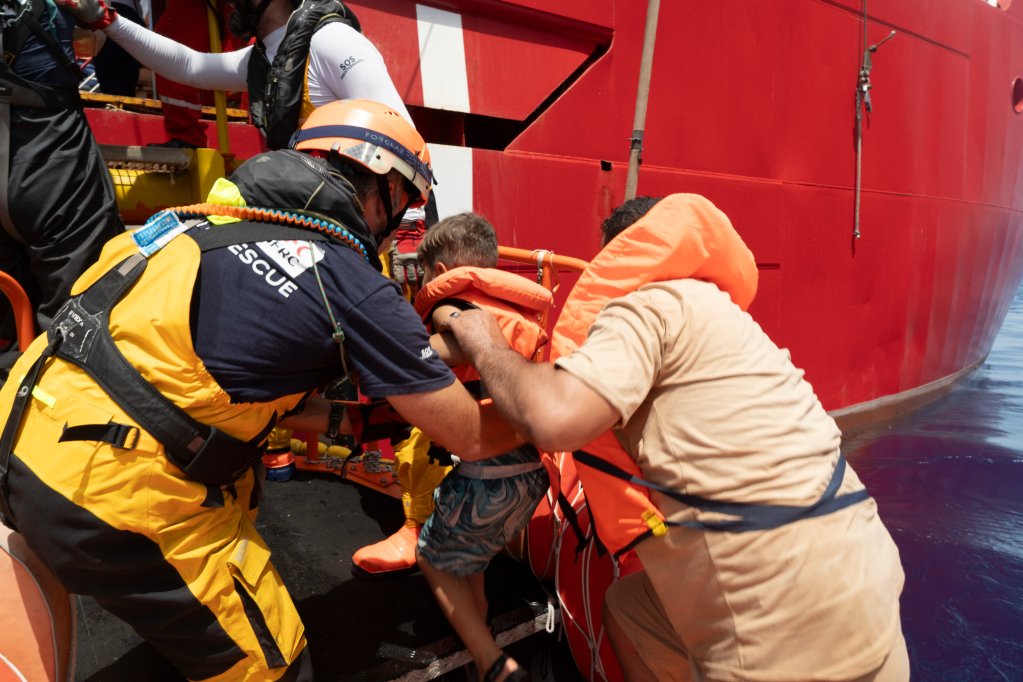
[105,14,427,221]
[104,15,413,123]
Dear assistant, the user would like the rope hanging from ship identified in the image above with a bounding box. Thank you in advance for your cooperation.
[854,0,896,240]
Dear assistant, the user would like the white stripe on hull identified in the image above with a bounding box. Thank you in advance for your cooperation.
[429,144,473,219]
[415,5,471,113]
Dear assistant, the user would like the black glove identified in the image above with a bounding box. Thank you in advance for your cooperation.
[347,400,412,445]
[56,0,118,29]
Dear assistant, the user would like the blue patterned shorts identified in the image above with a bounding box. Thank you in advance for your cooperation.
[417,445,549,576]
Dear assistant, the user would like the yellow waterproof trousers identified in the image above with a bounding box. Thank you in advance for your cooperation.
[394,427,450,525]
[0,342,308,681]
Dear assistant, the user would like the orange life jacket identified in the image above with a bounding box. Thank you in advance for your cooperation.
[414,265,553,381]
[415,266,561,487]
[550,193,759,557]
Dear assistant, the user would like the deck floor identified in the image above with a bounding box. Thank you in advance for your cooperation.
[73,468,584,681]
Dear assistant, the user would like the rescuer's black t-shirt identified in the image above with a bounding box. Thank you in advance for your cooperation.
[189,225,454,403]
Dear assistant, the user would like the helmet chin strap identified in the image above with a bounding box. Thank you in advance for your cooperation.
[374,175,412,241]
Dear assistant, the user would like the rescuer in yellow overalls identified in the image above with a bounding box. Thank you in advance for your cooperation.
[0,99,523,681]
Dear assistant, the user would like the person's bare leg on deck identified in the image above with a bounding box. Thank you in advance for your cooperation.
[418,552,524,681]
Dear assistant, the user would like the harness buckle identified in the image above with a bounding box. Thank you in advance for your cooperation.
[111,423,141,450]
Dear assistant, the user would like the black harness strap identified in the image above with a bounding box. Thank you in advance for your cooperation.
[0,334,57,529]
[0,219,352,526]
[59,421,139,450]
[46,252,271,488]
[573,450,871,556]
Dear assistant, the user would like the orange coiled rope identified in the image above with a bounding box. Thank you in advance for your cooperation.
[169,203,370,261]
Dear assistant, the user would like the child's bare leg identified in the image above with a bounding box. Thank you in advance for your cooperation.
[418,552,502,675]
[469,572,488,627]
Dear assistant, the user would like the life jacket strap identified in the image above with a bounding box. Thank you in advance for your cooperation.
[249,0,358,149]
[421,296,478,324]
[573,450,870,536]
[555,487,611,559]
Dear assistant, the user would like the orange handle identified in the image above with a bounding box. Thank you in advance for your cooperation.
[0,271,35,351]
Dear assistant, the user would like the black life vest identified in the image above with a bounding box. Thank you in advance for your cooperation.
[247,0,360,150]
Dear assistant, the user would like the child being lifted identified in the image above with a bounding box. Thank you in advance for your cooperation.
[413,212,553,682]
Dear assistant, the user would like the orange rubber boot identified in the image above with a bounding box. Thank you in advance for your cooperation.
[352,521,421,575]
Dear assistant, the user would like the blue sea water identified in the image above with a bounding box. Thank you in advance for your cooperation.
[845,284,1023,681]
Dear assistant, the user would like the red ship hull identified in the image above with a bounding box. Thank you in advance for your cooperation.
[85,0,1023,423]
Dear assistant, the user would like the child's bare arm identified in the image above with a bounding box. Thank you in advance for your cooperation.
[428,303,470,366]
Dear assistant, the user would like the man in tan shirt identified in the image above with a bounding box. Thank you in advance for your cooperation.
[442,195,908,681]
